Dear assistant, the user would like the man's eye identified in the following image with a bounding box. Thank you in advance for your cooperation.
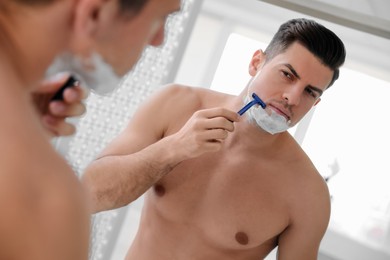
[282,71,293,80]
[305,88,318,98]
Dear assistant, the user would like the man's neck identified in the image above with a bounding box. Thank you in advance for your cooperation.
[226,118,288,152]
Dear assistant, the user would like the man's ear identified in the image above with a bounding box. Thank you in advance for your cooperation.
[69,0,106,56]
[248,49,266,76]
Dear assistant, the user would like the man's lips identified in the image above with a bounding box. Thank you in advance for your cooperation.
[268,104,291,121]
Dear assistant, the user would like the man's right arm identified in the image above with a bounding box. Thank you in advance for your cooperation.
[82,85,239,213]
[82,132,185,213]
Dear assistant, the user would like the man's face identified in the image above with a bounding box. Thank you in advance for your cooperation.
[247,42,333,127]
[93,0,181,76]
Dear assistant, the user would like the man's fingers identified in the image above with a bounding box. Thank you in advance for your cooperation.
[38,73,70,93]
[49,101,86,117]
[204,128,229,141]
[203,117,236,132]
[42,115,76,137]
[196,107,240,123]
[62,85,89,102]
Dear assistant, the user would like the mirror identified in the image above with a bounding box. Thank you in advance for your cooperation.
[57,0,390,259]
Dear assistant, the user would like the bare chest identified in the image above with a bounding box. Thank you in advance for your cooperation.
[145,151,290,252]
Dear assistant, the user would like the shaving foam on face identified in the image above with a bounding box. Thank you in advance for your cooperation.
[244,95,291,135]
[46,52,122,96]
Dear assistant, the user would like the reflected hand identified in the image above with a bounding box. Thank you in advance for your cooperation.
[33,73,88,137]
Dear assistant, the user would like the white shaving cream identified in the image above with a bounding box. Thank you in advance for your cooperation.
[46,52,122,96]
[244,95,291,135]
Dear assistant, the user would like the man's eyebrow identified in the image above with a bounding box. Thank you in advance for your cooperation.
[284,63,300,80]
[283,63,323,96]
[310,85,323,96]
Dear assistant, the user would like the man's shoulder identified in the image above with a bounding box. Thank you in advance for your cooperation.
[292,148,328,193]
[283,135,320,174]
[281,136,330,204]
[159,83,213,99]
[285,144,331,218]
[156,83,223,110]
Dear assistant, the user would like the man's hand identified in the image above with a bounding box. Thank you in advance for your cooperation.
[168,107,240,160]
[32,73,88,137]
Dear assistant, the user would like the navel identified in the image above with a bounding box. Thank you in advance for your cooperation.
[235,231,249,245]
[154,184,166,197]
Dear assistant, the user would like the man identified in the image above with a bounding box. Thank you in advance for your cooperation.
[83,18,346,259]
[0,0,180,259]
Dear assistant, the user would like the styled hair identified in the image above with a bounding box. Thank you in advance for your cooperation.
[264,18,346,88]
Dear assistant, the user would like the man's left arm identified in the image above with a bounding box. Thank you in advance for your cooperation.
[276,178,331,260]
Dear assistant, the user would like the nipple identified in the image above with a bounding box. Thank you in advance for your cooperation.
[235,232,249,245]
[154,184,166,197]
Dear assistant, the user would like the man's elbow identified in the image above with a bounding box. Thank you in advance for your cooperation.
[81,164,103,214]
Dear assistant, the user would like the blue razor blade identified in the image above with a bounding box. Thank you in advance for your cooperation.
[237,93,266,116]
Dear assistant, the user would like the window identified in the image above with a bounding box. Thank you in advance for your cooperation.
[303,68,390,252]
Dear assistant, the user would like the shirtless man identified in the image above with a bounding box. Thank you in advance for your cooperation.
[83,18,346,259]
[0,0,180,259]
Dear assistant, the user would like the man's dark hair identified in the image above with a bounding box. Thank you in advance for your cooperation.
[264,18,346,88]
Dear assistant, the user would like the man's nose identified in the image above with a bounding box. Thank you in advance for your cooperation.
[282,86,301,106]
[149,24,166,47]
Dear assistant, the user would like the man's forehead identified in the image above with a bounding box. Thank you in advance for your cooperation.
[275,42,311,59]
[269,45,333,90]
